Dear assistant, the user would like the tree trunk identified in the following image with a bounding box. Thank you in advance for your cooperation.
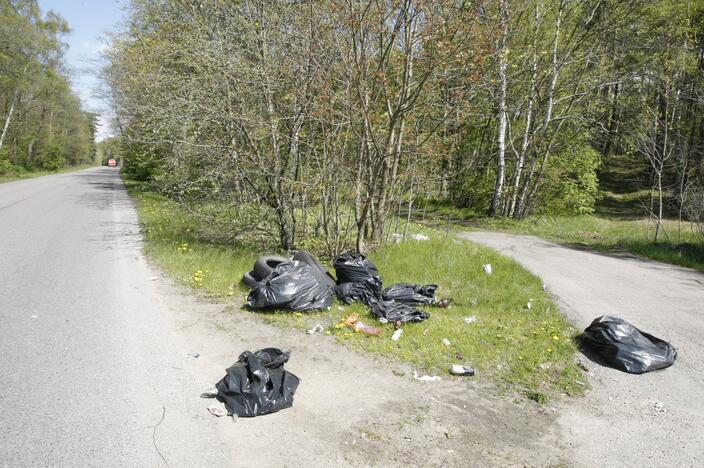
[490,0,509,216]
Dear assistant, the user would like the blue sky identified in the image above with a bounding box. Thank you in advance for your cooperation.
[38,0,126,140]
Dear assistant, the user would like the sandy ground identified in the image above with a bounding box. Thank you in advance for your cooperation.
[461,231,704,468]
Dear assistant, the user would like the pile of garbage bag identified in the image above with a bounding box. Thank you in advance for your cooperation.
[244,251,335,312]
[204,348,300,417]
[580,315,677,374]
[333,250,435,324]
[241,249,439,324]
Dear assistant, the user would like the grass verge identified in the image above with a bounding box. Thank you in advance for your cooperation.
[476,215,704,271]
[0,164,96,184]
[127,181,585,402]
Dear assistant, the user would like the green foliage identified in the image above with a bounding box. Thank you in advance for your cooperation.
[537,143,601,215]
[0,0,95,173]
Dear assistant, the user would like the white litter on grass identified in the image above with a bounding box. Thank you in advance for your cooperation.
[483,264,493,275]
[464,316,477,324]
[542,284,549,291]
[379,317,389,324]
[413,370,441,382]
[526,300,532,310]
[391,329,403,341]
[391,233,403,244]
[442,338,452,347]
[412,233,429,241]
[307,324,324,335]
[449,364,475,376]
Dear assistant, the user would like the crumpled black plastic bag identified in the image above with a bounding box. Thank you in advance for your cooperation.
[371,300,430,324]
[335,277,383,306]
[333,251,381,284]
[247,260,333,311]
[382,283,437,305]
[581,315,677,374]
[213,348,300,417]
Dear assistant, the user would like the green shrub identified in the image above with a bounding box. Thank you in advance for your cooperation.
[536,143,601,215]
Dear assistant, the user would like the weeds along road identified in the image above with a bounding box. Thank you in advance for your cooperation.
[461,231,704,467]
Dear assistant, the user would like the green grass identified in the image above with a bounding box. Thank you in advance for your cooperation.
[127,181,585,401]
[0,163,96,184]
[477,215,704,271]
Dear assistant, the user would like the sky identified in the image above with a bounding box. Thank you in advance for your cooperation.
[38,0,126,141]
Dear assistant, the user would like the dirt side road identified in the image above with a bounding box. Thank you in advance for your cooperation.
[1,168,568,467]
[461,231,704,467]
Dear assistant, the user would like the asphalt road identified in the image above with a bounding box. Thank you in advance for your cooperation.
[461,231,704,467]
[0,168,240,466]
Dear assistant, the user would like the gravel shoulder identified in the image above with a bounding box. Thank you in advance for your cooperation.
[460,231,704,467]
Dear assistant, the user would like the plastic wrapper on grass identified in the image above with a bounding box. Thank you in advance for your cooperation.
[371,300,430,324]
[207,348,300,418]
[247,261,334,311]
[580,315,677,374]
[335,277,383,306]
[333,251,381,284]
[382,283,437,305]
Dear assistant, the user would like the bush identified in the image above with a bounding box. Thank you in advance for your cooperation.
[536,143,601,215]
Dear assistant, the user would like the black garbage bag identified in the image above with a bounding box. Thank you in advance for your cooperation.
[213,348,300,417]
[333,251,381,284]
[335,277,383,306]
[581,315,677,374]
[382,283,437,305]
[371,300,430,324]
[247,261,333,311]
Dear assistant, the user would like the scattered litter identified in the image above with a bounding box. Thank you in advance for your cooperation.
[187,352,200,359]
[464,315,477,324]
[379,317,389,324]
[391,233,403,243]
[653,401,669,413]
[483,264,492,275]
[539,363,551,370]
[574,380,586,386]
[542,284,549,291]
[580,315,677,374]
[449,364,475,376]
[207,405,228,417]
[413,370,441,382]
[337,306,345,311]
[526,300,532,310]
[203,348,300,417]
[423,328,430,336]
[442,338,451,347]
[354,321,382,336]
[412,233,429,241]
[31,315,38,319]
[307,324,325,335]
[404,436,413,442]
[149,276,159,281]
[391,329,403,341]
[435,298,453,308]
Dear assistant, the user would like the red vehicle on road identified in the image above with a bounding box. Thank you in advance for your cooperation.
[108,159,117,167]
